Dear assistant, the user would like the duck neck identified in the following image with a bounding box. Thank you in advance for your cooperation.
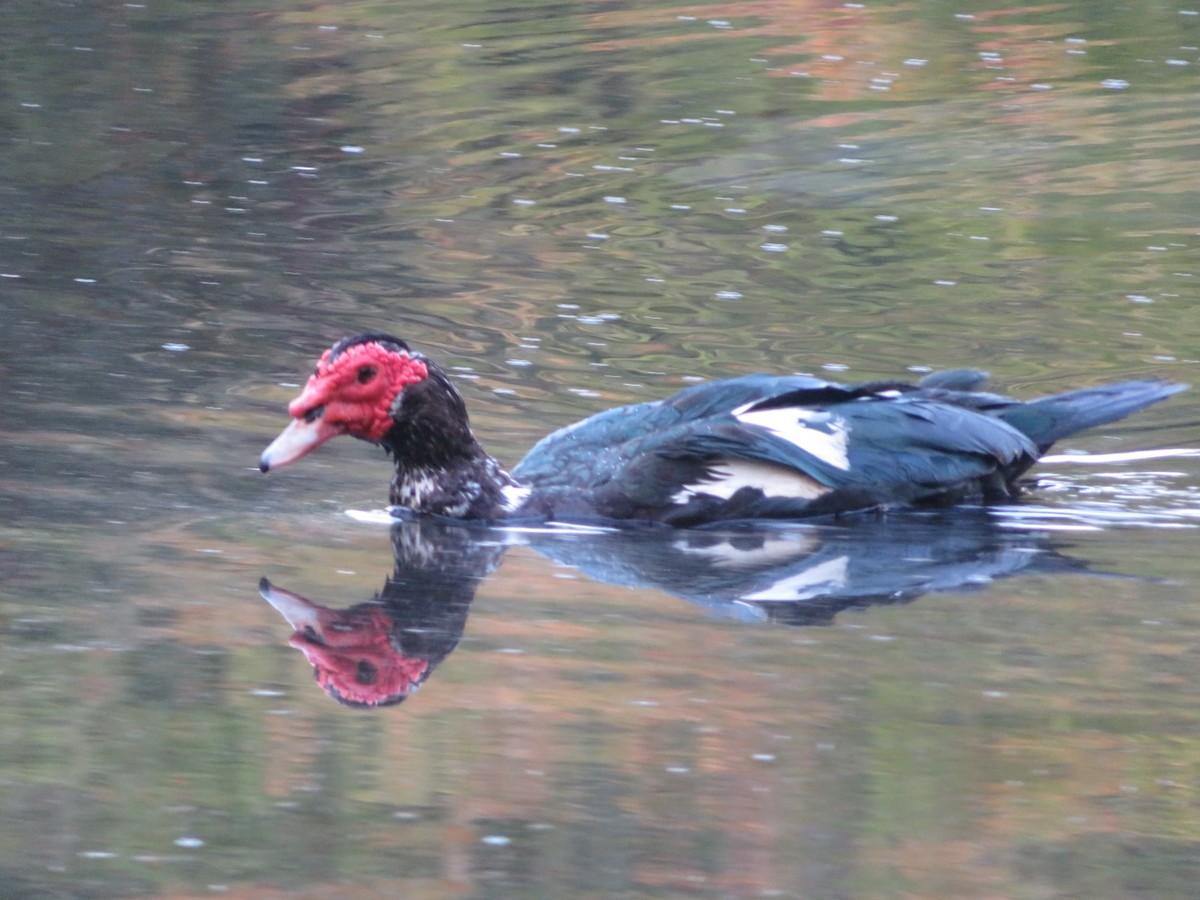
[380,371,525,519]
[388,452,524,519]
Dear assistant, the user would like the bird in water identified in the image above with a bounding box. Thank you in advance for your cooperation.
[260,333,1185,527]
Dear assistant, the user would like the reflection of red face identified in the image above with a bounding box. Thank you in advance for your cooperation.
[288,604,429,707]
[260,340,429,471]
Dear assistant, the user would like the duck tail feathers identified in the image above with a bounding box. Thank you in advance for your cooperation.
[998,379,1187,452]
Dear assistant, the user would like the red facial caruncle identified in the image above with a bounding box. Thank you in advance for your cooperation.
[260,340,428,473]
[260,578,430,707]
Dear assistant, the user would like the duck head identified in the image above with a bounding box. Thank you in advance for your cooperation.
[260,333,472,473]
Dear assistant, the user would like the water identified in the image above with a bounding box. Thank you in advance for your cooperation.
[3,1,1200,896]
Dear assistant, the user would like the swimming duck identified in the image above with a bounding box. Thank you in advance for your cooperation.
[260,333,1185,526]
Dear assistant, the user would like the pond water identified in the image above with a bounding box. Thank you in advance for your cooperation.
[3,0,1200,896]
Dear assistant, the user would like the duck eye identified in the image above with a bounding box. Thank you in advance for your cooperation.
[357,365,377,384]
[356,660,378,684]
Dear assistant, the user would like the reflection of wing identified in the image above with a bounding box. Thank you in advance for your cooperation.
[525,508,1088,625]
[740,556,849,602]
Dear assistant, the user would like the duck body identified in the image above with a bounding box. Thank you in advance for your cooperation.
[260,333,1186,526]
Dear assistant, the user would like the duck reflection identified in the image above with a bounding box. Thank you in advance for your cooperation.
[526,509,1089,626]
[260,519,505,708]
[262,509,1097,707]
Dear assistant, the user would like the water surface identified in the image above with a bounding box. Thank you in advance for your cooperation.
[3,1,1200,897]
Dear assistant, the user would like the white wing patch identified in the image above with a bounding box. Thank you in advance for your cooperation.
[672,531,822,568]
[671,459,830,505]
[734,406,852,471]
[742,556,850,602]
[501,484,533,512]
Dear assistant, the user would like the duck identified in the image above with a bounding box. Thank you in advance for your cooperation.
[259,519,500,708]
[260,332,1186,526]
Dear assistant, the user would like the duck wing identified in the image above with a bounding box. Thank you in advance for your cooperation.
[514,375,1038,524]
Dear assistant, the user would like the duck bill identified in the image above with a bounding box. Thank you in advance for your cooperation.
[259,414,342,472]
[258,578,323,631]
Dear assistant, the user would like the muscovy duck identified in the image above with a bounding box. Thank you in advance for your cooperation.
[260,333,1186,526]
[259,519,498,708]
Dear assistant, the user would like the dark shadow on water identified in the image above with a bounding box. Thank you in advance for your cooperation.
[261,508,1114,708]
